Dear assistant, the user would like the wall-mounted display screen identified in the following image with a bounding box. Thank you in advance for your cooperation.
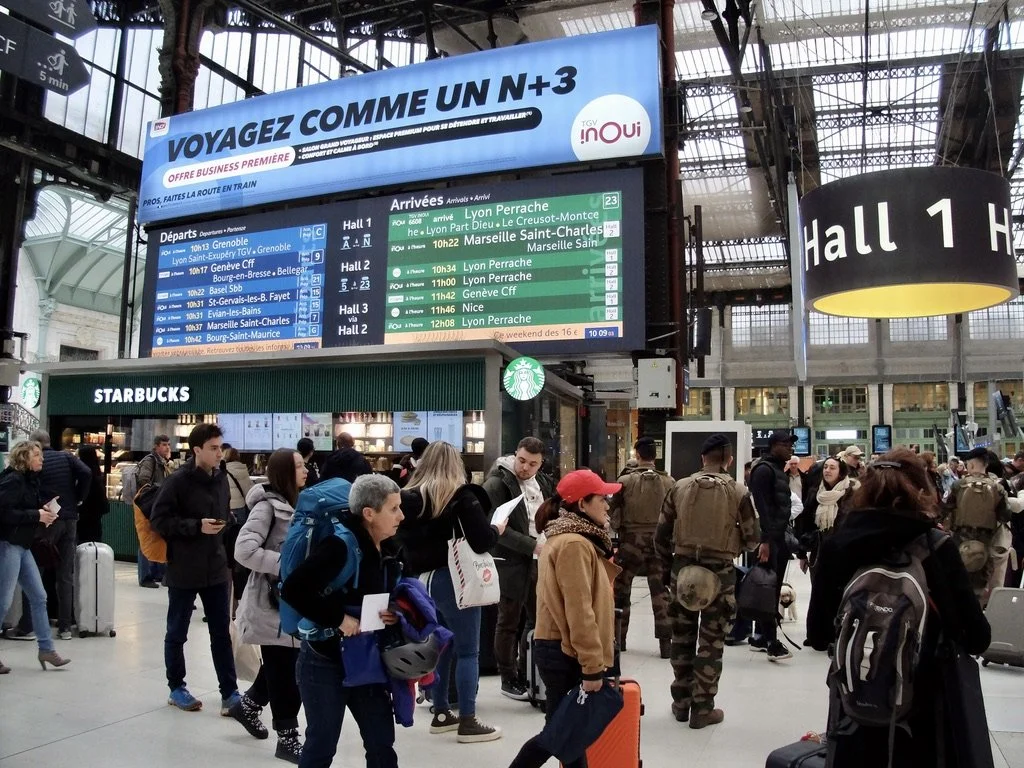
[244,413,274,451]
[872,424,892,454]
[140,169,643,356]
[792,426,811,457]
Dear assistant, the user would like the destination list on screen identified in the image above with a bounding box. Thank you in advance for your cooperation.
[383,190,623,345]
[141,169,643,357]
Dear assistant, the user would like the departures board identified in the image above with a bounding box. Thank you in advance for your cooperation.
[139,168,644,357]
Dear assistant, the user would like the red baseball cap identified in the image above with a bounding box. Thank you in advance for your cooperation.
[556,469,622,504]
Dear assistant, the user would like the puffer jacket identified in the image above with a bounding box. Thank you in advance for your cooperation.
[234,483,298,647]
[225,461,253,512]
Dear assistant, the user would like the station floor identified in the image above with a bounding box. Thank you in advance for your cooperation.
[1,563,1021,767]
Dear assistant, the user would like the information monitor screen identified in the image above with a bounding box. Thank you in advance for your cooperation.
[140,169,644,357]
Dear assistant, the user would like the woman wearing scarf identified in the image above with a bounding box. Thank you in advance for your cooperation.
[508,469,621,768]
[794,456,858,575]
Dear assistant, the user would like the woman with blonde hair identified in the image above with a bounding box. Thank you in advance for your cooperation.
[0,441,70,671]
[398,441,506,743]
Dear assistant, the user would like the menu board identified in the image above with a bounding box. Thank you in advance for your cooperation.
[140,169,643,357]
[217,413,246,449]
[244,413,273,451]
[393,411,428,449]
[426,411,464,452]
[302,413,333,452]
[273,413,302,450]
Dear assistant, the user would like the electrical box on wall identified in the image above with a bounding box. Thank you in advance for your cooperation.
[636,359,676,409]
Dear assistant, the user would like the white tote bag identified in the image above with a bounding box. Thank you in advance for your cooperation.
[447,516,500,609]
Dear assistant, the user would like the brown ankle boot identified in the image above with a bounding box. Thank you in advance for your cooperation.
[38,650,71,670]
[688,708,724,729]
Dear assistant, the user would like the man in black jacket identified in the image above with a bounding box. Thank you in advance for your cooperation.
[14,430,91,641]
[149,423,249,727]
[747,430,796,662]
[482,436,554,700]
[321,432,373,483]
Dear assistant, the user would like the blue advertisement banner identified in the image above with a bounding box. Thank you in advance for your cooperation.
[138,27,661,225]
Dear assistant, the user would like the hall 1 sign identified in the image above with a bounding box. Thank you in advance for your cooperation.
[799,167,1019,319]
[0,13,90,95]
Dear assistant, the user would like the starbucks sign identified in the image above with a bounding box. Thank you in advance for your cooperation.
[20,377,41,409]
[503,357,545,401]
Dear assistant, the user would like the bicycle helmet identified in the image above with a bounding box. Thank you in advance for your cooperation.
[381,633,443,680]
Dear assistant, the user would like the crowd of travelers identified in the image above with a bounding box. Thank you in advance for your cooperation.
[0,423,1016,768]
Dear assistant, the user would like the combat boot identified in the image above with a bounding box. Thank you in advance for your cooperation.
[688,708,725,729]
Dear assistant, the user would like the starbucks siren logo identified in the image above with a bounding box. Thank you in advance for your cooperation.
[20,377,41,409]
[503,357,545,401]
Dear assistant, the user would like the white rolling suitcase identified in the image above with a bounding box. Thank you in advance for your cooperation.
[74,542,116,638]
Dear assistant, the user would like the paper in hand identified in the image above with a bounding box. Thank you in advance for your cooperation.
[359,593,391,632]
[491,494,523,527]
[44,498,61,514]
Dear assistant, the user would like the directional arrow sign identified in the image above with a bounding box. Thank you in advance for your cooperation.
[1,0,97,37]
[0,15,90,95]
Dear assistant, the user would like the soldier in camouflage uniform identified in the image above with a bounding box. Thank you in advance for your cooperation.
[656,433,759,729]
[610,437,676,658]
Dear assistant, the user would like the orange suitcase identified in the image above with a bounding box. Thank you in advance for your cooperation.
[561,678,643,768]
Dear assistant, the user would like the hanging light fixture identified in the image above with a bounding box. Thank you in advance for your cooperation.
[701,9,718,20]
[799,167,1019,318]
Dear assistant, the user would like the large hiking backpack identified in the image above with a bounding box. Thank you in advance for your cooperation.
[133,483,166,563]
[278,478,362,641]
[830,530,944,735]
[621,468,673,526]
[672,472,742,557]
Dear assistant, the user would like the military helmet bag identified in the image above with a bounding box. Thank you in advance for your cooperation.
[676,565,721,612]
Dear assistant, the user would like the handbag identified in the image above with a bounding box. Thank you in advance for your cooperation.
[939,645,995,768]
[736,564,778,624]
[230,621,263,683]
[536,684,624,763]
[447,515,500,609]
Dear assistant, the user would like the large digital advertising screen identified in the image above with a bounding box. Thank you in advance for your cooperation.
[139,168,644,356]
[138,27,661,224]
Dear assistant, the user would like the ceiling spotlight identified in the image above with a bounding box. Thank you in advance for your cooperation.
[739,102,753,114]
[701,9,718,20]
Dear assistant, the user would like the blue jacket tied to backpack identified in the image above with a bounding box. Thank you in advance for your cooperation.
[278,478,362,642]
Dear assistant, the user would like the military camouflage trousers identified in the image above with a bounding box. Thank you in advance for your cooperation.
[668,556,736,716]
[613,528,671,641]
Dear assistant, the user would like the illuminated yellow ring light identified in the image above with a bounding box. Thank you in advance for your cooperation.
[799,168,1019,319]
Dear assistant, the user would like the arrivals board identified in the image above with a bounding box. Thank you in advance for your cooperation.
[140,168,643,356]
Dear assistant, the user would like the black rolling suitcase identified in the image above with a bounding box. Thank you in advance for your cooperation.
[766,741,827,768]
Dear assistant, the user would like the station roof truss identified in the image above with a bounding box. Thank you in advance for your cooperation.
[29,0,1024,321]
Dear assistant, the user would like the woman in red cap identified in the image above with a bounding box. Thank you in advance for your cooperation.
[508,469,621,768]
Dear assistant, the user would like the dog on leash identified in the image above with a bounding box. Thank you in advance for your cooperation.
[779,583,798,623]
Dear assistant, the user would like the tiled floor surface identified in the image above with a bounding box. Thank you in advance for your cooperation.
[1,563,1021,767]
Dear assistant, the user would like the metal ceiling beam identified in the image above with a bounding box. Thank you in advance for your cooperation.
[230,0,376,73]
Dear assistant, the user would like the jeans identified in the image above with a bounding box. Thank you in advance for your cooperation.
[495,562,537,683]
[50,519,76,631]
[296,641,397,768]
[165,581,237,699]
[427,567,481,717]
[246,645,301,730]
[137,549,166,585]
[508,641,587,768]
[0,541,55,652]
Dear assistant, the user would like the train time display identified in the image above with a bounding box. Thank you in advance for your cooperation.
[139,168,644,357]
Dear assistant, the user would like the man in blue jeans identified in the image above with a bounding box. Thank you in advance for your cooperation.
[149,423,252,730]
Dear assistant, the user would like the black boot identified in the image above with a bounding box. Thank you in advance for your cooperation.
[275,728,302,764]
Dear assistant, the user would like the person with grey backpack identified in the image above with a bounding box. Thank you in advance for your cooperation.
[805,448,992,768]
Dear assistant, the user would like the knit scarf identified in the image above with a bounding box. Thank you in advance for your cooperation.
[815,477,853,531]
[545,509,614,557]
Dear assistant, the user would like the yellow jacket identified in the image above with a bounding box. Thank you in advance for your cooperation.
[534,531,621,677]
